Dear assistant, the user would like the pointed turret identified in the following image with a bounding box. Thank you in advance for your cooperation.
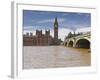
[54,17,58,28]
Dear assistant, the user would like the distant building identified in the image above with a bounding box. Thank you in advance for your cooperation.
[23,17,62,46]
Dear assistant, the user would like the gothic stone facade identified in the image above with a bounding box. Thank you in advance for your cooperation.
[23,17,61,46]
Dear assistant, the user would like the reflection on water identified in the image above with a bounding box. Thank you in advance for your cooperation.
[23,46,90,69]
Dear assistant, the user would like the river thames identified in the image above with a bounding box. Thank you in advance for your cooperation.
[23,46,90,69]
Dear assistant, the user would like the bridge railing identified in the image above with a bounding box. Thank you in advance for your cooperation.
[64,32,90,40]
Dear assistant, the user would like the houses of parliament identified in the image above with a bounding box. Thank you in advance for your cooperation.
[23,17,62,46]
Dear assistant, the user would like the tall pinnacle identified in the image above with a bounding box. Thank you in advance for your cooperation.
[54,17,58,27]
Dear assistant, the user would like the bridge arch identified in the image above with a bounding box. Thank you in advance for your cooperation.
[75,38,90,48]
[68,41,74,47]
[65,42,67,46]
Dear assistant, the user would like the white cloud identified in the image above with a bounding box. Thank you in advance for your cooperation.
[37,19,54,24]
[75,27,91,33]
[62,13,70,17]
[58,18,65,23]
[37,18,65,24]
[24,26,45,31]
[50,28,72,41]
[58,28,73,41]
[24,26,34,30]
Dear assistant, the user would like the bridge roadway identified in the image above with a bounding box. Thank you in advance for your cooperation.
[23,46,90,69]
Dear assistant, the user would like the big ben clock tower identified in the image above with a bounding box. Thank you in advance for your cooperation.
[54,17,58,43]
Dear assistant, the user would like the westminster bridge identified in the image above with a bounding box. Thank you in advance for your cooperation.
[63,32,91,48]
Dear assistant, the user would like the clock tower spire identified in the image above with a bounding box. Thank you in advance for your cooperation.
[54,17,58,43]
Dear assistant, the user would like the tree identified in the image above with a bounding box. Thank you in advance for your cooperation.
[68,32,73,38]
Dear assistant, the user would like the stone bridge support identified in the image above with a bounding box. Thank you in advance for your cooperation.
[63,32,91,49]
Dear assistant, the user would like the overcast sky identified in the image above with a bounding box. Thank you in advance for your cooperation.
[23,10,91,41]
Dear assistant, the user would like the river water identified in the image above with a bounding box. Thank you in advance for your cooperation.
[23,46,90,69]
